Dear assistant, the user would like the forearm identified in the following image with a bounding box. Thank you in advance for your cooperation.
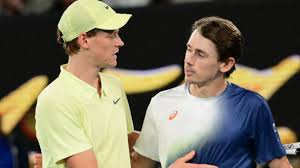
[128,131,140,153]
[268,156,292,168]
[127,131,155,168]
[131,151,156,168]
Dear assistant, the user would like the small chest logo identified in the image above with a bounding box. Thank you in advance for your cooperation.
[113,97,121,105]
[168,110,178,120]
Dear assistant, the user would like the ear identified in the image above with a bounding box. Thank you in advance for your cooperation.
[77,33,89,49]
[219,57,236,73]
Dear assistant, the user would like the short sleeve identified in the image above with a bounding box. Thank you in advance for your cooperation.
[252,98,286,163]
[133,98,159,161]
[35,96,92,164]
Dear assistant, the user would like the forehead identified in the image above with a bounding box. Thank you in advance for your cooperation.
[187,30,218,56]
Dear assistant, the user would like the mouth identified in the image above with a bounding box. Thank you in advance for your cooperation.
[184,67,195,76]
[114,49,120,56]
[114,49,119,54]
[113,51,119,58]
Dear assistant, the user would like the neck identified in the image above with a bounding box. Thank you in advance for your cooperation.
[188,77,228,98]
[66,54,101,89]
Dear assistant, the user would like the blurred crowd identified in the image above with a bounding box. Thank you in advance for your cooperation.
[1,0,296,16]
[0,0,212,16]
[0,0,77,16]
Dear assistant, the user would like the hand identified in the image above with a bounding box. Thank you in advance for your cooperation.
[169,151,218,168]
[33,153,42,168]
[128,130,140,153]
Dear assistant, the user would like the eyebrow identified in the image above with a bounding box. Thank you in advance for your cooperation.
[102,29,115,34]
[186,43,208,56]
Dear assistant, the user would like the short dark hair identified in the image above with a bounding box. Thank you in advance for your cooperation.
[192,16,244,78]
[56,29,114,56]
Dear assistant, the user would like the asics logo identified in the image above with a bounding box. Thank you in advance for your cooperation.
[168,110,178,120]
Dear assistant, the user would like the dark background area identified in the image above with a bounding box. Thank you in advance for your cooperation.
[1,1,299,146]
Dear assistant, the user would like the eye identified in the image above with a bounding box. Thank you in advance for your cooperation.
[106,31,118,39]
[197,52,204,57]
[108,33,116,38]
[112,32,118,38]
[186,47,192,52]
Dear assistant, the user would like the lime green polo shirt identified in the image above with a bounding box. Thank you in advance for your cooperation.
[35,65,134,168]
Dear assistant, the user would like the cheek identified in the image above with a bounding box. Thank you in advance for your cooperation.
[195,61,219,73]
[103,44,114,55]
[94,44,111,56]
[95,38,113,50]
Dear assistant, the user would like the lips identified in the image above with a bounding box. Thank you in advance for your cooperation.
[184,67,195,75]
[113,51,119,58]
[113,49,119,56]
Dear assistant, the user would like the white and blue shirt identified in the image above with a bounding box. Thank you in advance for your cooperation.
[134,83,285,168]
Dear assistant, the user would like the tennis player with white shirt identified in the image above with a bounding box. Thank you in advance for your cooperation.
[132,16,292,168]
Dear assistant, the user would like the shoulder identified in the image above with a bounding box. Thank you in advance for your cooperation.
[38,78,63,102]
[228,83,266,106]
[226,84,271,121]
[151,84,186,102]
[37,78,80,114]
[38,78,69,102]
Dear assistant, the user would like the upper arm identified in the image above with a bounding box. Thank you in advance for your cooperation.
[131,151,156,168]
[36,96,92,164]
[66,149,98,168]
[250,97,286,163]
[268,156,292,168]
[133,99,160,161]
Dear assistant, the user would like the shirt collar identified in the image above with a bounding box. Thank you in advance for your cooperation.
[59,64,107,98]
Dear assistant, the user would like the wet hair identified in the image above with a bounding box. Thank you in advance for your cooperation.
[57,29,114,56]
[192,16,244,78]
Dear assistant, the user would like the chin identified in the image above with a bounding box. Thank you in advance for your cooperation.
[98,64,117,69]
[184,76,193,83]
[185,77,201,85]
[105,62,118,68]
[111,62,117,67]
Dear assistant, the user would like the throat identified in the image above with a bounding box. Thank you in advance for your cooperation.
[189,80,228,98]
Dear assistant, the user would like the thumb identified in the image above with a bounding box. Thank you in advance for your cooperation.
[179,150,196,162]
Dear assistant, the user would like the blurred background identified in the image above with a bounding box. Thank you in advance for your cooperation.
[0,0,300,167]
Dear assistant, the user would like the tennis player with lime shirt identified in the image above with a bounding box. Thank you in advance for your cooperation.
[35,0,135,167]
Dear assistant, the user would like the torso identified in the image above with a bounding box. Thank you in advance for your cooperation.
[147,83,283,168]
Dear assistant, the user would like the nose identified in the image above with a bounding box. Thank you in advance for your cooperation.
[184,51,193,66]
[116,36,124,47]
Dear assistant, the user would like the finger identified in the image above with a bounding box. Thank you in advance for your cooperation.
[185,163,204,168]
[186,163,218,168]
[33,156,42,165]
[200,165,218,168]
[33,158,42,164]
[34,154,42,159]
[178,150,196,162]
